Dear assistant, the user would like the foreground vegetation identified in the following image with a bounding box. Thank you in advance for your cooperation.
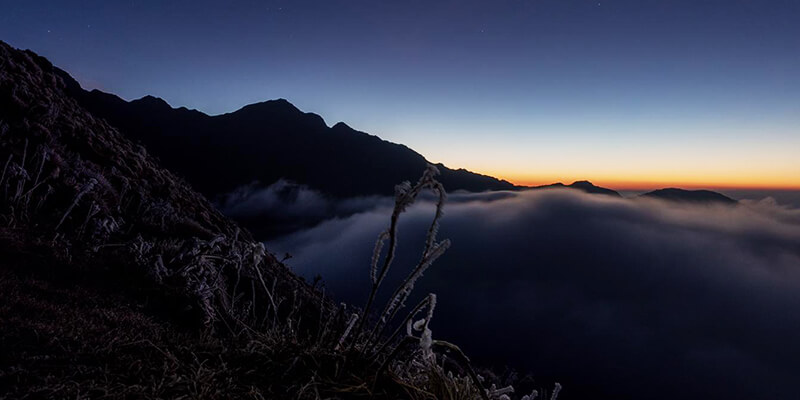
[0,40,557,399]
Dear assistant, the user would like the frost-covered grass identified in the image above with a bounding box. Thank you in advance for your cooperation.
[0,154,558,399]
[0,39,561,399]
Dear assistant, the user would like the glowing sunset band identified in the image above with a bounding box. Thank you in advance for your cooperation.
[484,171,800,191]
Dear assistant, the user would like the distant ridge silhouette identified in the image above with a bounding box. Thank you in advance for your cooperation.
[53,66,732,212]
[531,180,622,197]
[641,188,737,205]
[55,70,517,199]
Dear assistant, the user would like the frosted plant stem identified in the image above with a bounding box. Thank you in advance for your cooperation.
[252,263,278,319]
[550,383,562,400]
[370,293,436,359]
[335,313,359,351]
[351,209,400,347]
[357,165,446,351]
[372,239,449,341]
[55,178,97,231]
[20,139,27,168]
[0,154,12,187]
[31,148,47,189]
[370,184,447,342]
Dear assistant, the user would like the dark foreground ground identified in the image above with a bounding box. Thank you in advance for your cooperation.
[0,238,308,399]
[0,234,441,400]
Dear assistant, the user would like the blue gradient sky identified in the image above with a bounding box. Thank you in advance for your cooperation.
[2,0,799,188]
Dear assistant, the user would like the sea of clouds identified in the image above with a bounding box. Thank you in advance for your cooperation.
[259,186,800,400]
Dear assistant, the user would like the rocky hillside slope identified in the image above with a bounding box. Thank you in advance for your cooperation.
[0,39,317,327]
[1,41,538,399]
[0,40,338,398]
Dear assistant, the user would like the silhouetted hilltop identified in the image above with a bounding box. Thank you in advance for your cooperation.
[54,71,516,200]
[531,180,622,197]
[641,188,737,205]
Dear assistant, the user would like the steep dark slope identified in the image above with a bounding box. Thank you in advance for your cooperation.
[55,73,516,199]
[0,38,317,336]
[641,188,737,205]
[0,41,531,399]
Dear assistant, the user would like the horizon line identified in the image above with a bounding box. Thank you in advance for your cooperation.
[503,179,800,192]
[61,75,800,193]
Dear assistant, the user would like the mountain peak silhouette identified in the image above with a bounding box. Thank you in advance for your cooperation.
[531,180,621,196]
[234,98,302,115]
[569,180,621,196]
[131,95,172,109]
[332,121,352,130]
[56,72,518,200]
[641,188,737,204]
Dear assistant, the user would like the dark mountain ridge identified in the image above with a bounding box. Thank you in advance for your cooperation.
[55,72,518,200]
[51,59,737,237]
[531,180,622,197]
[0,39,317,329]
[641,188,737,205]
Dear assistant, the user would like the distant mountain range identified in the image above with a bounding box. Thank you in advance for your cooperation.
[51,67,736,219]
[55,72,517,199]
[640,188,737,204]
[531,180,622,197]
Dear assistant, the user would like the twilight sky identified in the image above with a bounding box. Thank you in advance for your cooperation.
[2,0,799,189]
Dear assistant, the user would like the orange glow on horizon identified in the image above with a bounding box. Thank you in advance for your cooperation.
[413,133,800,193]
[416,137,800,193]
[486,173,800,191]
